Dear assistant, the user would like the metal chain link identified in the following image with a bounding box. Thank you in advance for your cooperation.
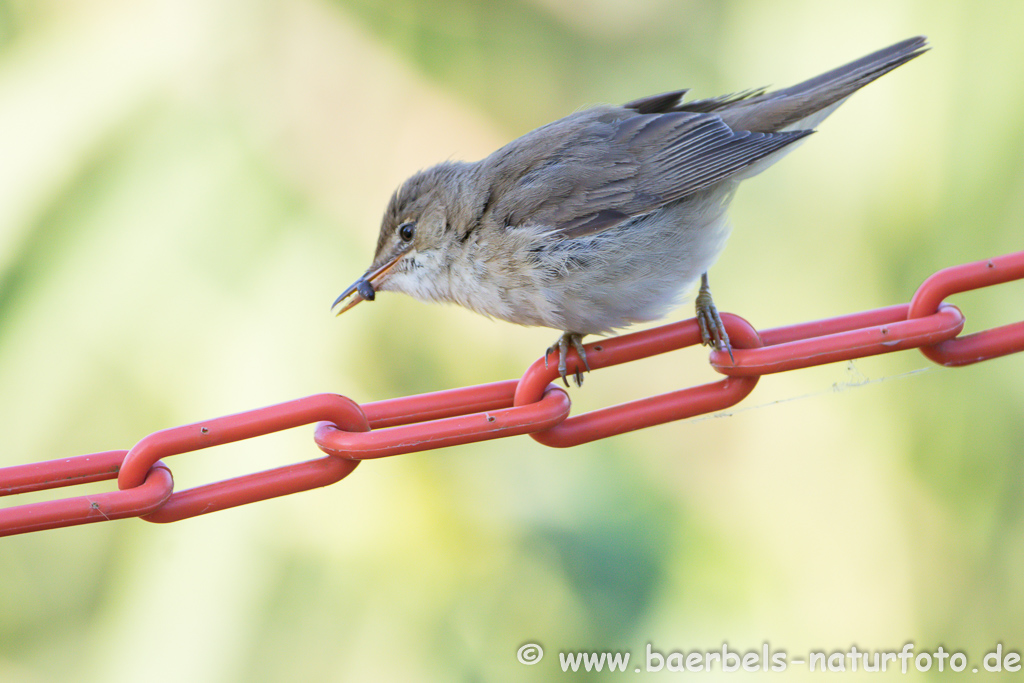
[2,250,1022,536]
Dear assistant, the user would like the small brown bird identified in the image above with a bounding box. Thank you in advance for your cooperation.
[334,37,927,386]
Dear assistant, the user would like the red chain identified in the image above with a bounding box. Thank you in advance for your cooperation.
[2,250,1022,536]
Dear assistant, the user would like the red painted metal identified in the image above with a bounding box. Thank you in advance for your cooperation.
[709,304,964,376]
[0,451,172,536]
[513,315,761,447]
[121,394,369,523]
[359,379,524,428]
[314,380,570,459]
[0,250,1020,536]
[1,450,126,495]
[908,252,1024,366]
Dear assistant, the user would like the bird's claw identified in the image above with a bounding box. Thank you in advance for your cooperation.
[546,333,590,387]
[696,275,734,363]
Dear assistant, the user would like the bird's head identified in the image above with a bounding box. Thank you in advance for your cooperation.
[332,162,475,315]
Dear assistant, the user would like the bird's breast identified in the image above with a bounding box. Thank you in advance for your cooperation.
[440,187,735,335]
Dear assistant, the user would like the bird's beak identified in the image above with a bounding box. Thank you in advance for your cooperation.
[332,246,410,316]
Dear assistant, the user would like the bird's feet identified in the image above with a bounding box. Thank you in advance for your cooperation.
[544,332,590,387]
[695,272,734,363]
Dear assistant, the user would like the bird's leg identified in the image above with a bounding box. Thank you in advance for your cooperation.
[695,272,734,363]
[545,332,590,387]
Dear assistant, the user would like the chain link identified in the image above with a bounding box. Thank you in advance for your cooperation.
[1,250,1022,536]
[908,252,1024,366]
[512,315,761,447]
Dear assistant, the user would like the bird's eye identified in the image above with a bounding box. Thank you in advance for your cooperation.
[398,223,416,242]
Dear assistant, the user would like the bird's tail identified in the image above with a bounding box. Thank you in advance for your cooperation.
[715,36,929,132]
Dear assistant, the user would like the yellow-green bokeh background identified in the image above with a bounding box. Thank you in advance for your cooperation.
[2,0,1023,681]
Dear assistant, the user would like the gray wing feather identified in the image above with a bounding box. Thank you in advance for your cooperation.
[549,112,810,238]
[481,36,925,240]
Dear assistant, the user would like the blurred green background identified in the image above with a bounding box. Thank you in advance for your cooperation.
[1,0,1022,680]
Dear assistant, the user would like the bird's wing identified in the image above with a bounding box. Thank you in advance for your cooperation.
[480,38,926,241]
[527,110,811,239]
[624,88,767,115]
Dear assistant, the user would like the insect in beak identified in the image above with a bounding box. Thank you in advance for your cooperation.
[331,247,411,316]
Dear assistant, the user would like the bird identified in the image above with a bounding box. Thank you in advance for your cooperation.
[333,36,928,386]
